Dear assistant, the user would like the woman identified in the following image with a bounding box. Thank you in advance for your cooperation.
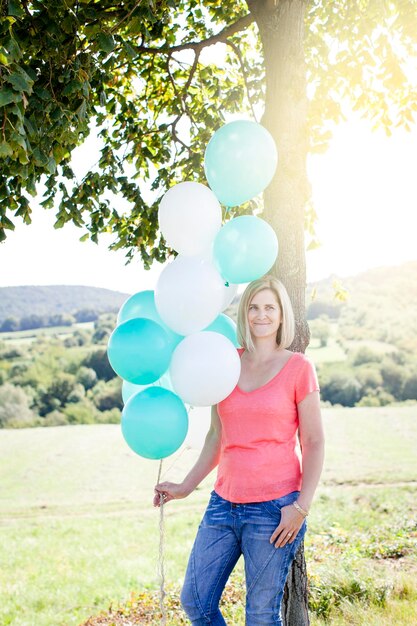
[154,276,325,625]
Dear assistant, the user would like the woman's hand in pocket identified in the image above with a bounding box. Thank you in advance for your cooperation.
[269,504,305,548]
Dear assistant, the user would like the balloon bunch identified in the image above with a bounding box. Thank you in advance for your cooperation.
[107,120,279,461]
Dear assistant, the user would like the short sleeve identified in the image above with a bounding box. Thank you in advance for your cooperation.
[295,356,320,404]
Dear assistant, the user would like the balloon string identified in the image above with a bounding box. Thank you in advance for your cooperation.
[156,412,195,623]
[160,409,192,480]
[157,459,167,626]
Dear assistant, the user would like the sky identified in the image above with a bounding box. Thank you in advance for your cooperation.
[1,115,416,295]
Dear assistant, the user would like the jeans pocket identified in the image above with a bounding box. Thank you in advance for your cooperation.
[206,491,226,514]
[261,491,300,518]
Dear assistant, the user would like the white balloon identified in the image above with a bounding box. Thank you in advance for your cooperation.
[170,331,241,406]
[221,282,238,311]
[155,256,225,335]
[184,406,211,450]
[158,182,222,256]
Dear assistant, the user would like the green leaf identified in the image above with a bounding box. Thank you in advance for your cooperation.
[10,132,26,150]
[0,88,17,107]
[46,157,57,174]
[97,33,115,53]
[26,177,37,196]
[307,239,321,251]
[32,147,48,166]
[5,37,22,62]
[33,86,51,101]
[76,99,87,120]
[8,0,25,17]
[0,215,15,230]
[0,142,13,158]
[62,80,83,96]
[0,46,9,65]
[18,149,29,164]
[122,41,137,59]
[6,69,34,94]
[61,15,76,34]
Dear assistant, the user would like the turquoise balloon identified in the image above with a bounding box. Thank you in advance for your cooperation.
[107,318,172,385]
[213,215,278,284]
[121,387,188,459]
[204,121,278,206]
[122,380,145,403]
[122,372,174,403]
[117,290,182,347]
[204,314,240,347]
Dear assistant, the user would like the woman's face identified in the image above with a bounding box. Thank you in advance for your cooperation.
[247,288,282,340]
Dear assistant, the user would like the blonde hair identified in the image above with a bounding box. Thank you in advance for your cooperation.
[237,276,295,352]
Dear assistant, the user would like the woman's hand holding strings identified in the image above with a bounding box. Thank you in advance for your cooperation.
[153,481,191,507]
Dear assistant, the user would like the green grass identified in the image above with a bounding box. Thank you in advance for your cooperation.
[1,406,416,625]
[343,339,398,355]
[306,336,347,363]
[306,322,398,364]
[0,322,94,345]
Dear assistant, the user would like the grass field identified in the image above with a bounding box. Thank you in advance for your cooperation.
[1,405,416,626]
[0,322,95,345]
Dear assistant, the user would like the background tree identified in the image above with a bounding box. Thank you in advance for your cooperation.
[2,0,417,622]
[309,315,331,347]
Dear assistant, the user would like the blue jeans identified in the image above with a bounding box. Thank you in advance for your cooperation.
[181,490,307,625]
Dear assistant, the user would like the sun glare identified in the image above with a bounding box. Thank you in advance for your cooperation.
[307,115,417,282]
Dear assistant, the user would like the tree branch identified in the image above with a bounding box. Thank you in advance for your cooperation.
[226,39,258,122]
[20,0,32,18]
[111,0,144,33]
[135,13,254,55]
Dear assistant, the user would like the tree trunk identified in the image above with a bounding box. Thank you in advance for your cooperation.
[248,0,310,624]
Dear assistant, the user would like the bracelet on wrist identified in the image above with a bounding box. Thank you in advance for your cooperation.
[293,501,309,517]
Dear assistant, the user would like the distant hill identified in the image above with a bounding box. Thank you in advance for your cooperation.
[1,259,416,342]
[307,260,417,350]
[307,259,417,315]
[0,285,130,324]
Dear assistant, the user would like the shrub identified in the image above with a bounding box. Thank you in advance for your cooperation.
[356,364,383,391]
[91,380,123,411]
[309,316,331,347]
[83,349,116,381]
[62,399,98,424]
[38,373,78,416]
[380,360,406,397]
[96,408,121,423]
[356,389,395,407]
[67,383,86,404]
[320,372,363,407]
[351,346,381,366]
[48,313,75,327]
[92,314,116,344]
[0,317,19,332]
[64,330,92,348]
[74,309,99,323]
[20,314,48,331]
[0,383,37,428]
[76,367,98,390]
[402,372,417,400]
[42,410,68,426]
[0,347,24,360]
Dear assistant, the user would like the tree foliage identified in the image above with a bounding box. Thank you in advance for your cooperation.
[1,0,417,264]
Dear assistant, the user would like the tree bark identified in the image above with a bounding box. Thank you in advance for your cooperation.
[248,1,310,624]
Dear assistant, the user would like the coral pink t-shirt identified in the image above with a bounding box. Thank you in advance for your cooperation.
[214,350,320,503]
